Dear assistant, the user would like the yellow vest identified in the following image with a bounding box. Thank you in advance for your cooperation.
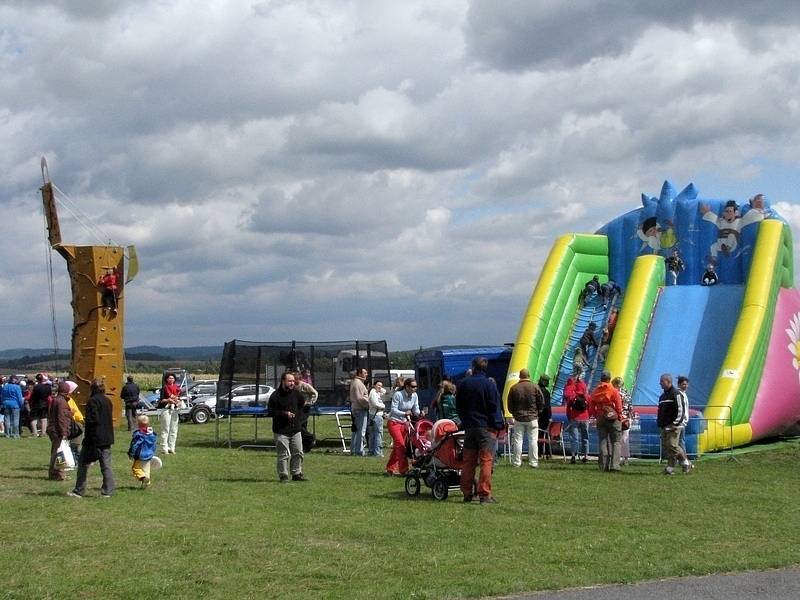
[67,397,85,425]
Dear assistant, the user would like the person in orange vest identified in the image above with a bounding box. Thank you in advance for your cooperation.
[588,370,623,472]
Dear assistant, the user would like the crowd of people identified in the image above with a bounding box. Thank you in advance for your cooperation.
[2,353,696,501]
[333,354,695,503]
[0,372,179,497]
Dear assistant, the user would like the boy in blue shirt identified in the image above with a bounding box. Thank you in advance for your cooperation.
[128,415,157,488]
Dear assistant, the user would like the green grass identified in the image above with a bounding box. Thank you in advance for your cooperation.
[1,420,799,599]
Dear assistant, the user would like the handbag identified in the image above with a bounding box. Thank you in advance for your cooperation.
[621,417,631,431]
[68,420,83,440]
[55,439,76,469]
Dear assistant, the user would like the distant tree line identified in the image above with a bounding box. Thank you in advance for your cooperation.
[3,351,415,373]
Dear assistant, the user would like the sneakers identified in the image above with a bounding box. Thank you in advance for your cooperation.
[462,495,474,503]
[570,456,577,464]
[140,477,151,489]
[529,463,539,469]
[663,467,674,476]
[581,456,588,464]
[66,491,83,498]
[101,493,112,498]
[279,476,290,484]
[479,496,498,505]
[291,474,309,482]
[682,462,694,474]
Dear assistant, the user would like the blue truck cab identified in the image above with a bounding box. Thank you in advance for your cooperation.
[413,346,513,412]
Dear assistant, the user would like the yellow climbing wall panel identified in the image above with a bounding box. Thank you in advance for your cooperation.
[59,244,126,425]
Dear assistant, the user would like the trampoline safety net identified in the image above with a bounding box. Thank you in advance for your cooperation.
[217,339,390,412]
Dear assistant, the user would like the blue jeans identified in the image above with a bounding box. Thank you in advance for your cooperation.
[568,419,589,458]
[4,408,20,438]
[350,409,368,456]
[368,413,384,456]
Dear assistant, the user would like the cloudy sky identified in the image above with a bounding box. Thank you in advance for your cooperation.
[2,1,800,352]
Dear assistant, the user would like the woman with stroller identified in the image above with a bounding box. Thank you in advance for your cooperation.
[385,378,420,476]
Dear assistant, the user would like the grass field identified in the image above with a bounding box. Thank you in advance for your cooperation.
[1,418,799,600]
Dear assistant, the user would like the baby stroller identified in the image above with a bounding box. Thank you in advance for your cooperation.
[404,419,465,501]
[407,418,433,459]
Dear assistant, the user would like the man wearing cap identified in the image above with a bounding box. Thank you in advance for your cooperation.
[507,369,544,469]
[589,370,623,471]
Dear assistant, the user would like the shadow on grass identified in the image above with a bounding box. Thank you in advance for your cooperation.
[333,469,392,478]
[208,477,267,483]
[0,473,48,481]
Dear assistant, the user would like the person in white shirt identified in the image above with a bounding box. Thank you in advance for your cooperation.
[367,381,386,457]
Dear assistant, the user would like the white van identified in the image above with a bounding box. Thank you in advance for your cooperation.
[390,369,415,387]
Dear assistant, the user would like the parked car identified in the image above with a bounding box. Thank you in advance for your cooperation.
[187,380,218,398]
[189,384,275,424]
[186,379,238,401]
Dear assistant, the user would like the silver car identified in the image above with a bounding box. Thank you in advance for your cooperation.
[189,384,275,424]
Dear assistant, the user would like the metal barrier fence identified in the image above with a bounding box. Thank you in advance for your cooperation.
[502,404,735,461]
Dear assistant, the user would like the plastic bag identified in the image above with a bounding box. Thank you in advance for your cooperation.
[55,439,76,469]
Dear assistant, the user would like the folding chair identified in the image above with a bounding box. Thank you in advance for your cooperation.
[539,421,567,462]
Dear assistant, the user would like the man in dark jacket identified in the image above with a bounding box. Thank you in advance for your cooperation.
[69,379,115,498]
[456,357,505,504]
[580,275,600,306]
[537,374,552,458]
[507,368,544,468]
[121,376,141,431]
[657,373,688,475]
[268,372,308,483]
[579,323,598,358]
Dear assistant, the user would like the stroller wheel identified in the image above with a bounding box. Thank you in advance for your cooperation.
[404,475,421,496]
[431,477,449,501]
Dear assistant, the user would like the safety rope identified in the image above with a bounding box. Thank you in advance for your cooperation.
[50,182,130,375]
[43,185,132,377]
[51,182,116,247]
[41,199,61,373]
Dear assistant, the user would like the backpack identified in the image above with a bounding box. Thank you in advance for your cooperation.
[572,394,586,412]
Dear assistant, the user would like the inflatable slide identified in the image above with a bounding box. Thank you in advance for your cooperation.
[505,181,800,454]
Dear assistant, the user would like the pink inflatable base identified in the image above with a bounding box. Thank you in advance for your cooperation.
[749,288,800,438]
